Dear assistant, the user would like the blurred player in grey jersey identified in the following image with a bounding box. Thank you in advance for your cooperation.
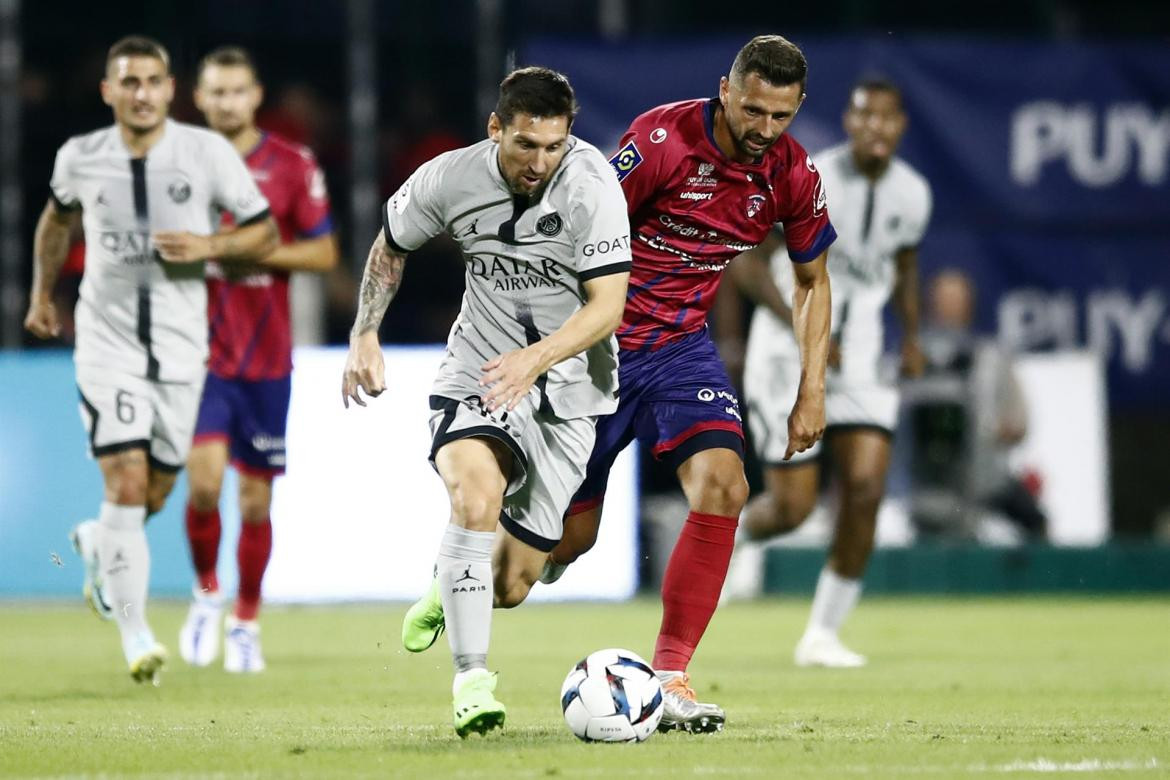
[341,68,630,737]
[726,77,932,666]
[24,36,277,684]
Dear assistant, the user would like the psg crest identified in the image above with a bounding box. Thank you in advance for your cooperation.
[536,212,563,237]
[168,179,191,204]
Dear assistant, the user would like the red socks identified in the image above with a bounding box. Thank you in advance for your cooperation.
[235,518,272,621]
[653,511,738,671]
[185,504,221,594]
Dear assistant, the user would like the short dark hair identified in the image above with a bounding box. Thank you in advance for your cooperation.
[106,35,170,73]
[198,45,260,82]
[730,35,807,94]
[495,67,578,127]
[850,76,904,111]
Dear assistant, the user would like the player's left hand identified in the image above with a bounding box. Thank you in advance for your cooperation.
[900,340,926,379]
[785,390,825,460]
[152,231,213,263]
[342,331,386,408]
[480,345,548,412]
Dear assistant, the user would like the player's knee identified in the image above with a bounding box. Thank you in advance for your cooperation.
[761,494,815,536]
[105,466,149,506]
[688,466,749,516]
[777,490,817,530]
[842,473,886,514]
[187,472,222,513]
[239,481,273,524]
[448,487,502,532]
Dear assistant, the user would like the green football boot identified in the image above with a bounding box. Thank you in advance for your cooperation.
[401,577,445,652]
[453,669,506,738]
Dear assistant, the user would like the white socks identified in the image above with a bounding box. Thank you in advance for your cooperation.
[805,566,862,636]
[97,501,152,660]
[436,523,494,690]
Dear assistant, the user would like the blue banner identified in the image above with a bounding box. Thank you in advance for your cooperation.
[522,36,1170,408]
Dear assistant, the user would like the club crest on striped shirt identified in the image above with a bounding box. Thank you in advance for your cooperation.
[746,194,766,219]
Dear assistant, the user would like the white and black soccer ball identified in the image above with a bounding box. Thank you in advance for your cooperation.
[560,648,664,742]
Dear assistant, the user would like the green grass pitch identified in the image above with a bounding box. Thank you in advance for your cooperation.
[1,598,1167,778]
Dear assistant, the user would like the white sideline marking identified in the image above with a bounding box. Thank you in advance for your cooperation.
[985,758,1160,773]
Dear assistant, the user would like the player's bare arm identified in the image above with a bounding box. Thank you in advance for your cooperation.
[727,231,794,327]
[152,216,278,264]
[24,199,78,339]
[786,251,830,459]
[894,246,924,378]
[481,271,629,412]
[258,233,340,273]
[341,231,407,408]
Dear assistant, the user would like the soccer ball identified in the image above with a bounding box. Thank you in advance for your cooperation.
[560,648,664,742]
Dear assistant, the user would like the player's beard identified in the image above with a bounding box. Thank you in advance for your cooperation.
[124,103,166,135]
[733,130,776,162]
[213,116,248,139]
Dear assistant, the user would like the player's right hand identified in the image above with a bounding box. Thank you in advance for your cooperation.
[23,298,61,339]
[341,331,386,408]
[785,391,825,460]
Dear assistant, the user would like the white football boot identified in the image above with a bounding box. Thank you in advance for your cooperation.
[68,520,113,620]
[794,629,868,668]
[224,616,266,673]
[124,630,168,685]
[655,671,725,733]
[179,588,224,666]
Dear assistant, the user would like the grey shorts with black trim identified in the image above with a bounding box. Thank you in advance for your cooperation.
[76,364,205,472]
[427,392,596,551]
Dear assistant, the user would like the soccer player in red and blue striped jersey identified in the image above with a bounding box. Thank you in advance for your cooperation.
[543,35,834,732]
[180,47,338,673]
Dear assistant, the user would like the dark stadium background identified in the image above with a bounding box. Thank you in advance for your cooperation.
[4,0,1169,540]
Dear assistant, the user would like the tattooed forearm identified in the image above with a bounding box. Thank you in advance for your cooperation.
[31,203,74,298]
[352,232,407,338]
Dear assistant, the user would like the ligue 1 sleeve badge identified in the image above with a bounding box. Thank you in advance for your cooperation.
[608,140,644,182]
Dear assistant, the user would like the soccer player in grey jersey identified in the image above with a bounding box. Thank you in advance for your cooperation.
[341,67,631,737]
[24,36,278,684]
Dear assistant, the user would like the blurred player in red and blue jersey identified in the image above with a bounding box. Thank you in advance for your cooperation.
[540,35,834,732]
[180,47,338,673]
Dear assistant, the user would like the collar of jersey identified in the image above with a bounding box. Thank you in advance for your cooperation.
[114,117,174,159]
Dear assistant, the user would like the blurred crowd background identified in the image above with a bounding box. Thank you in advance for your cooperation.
[3,0,1168,552]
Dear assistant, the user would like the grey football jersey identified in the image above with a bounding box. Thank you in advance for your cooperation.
[383,137,632,419]
[815,143,932,304]
[51,119,270,382]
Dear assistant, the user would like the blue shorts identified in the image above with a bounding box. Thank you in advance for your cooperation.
[193,373,291,477]
[571,328,744,513]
